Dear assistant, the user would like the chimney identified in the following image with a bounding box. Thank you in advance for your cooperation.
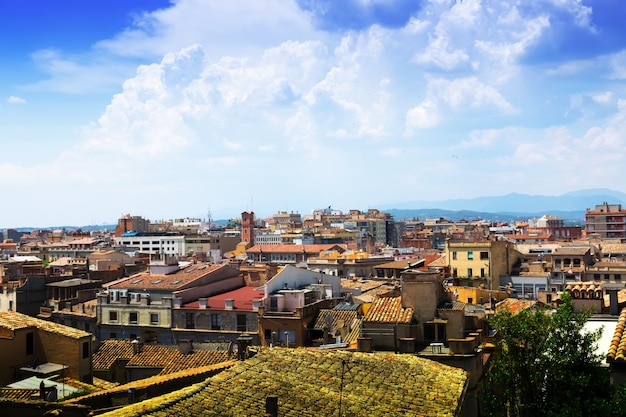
[179,339,193,354]
[225,299,235,310]
[172,298,182,309]
[198,298,208,309]
[252,299,262,311]
[132,339,143,355]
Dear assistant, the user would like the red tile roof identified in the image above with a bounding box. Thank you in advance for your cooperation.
[183,285,265,311]
[495,298,537,314]
[107,263,235,291]
[363,296,414,323]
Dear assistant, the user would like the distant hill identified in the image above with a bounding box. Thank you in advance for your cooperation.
[380,188,626,223]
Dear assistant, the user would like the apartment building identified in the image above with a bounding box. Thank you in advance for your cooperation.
[586,202,626,240]
[97,260,242,343]
[446,239,518,290]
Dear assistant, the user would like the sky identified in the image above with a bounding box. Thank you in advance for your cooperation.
[2,0,626,228]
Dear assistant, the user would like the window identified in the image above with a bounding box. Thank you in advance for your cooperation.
[467,251,473,260]
[480,252,489,260]
[210,313,221,330]
[129,312,138,324]
[110,332,117,339]
[467,268,473,278]
[546,294,552,303]
[616,274,622,281]
[82,342,89,359]
[237,314,247,332]
[26,332,34,355]
[452,252,457,260]
[109,311,118,322]
[150,313,159,325]
[185,313,195,329]
[480,268,485,278]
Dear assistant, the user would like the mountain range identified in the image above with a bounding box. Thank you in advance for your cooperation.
[379,188,626,223]
[6,189,625,230]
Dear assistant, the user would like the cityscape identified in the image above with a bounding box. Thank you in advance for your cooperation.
[1,201,626,415]
[3,0,626,416]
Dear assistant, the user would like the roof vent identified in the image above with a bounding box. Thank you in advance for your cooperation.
[225,299,235,310]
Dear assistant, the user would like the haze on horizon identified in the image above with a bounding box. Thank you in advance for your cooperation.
[2,0,626,228]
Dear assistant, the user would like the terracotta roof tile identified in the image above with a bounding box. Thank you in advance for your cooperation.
[608,308,626,361]
[97,348,468,417]
[312,309,362,344]
[363,296,414,323]
[107,263,235,291]
[93,340,234,375]
[0,310,90,340]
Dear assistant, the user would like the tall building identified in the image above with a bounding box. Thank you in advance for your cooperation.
[585,203,626,240]
[241,211,255,247]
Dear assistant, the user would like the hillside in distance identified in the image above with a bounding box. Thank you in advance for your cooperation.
[380,188,626,223]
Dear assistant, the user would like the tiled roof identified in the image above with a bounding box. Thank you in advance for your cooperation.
[552,246,591,255]
[312,309,362,344]
[363,296,414,323]
[0,310,90,340]
[93,340,234,375]
[372,257,424,270]
[92,340,135,370]
[107,263,234,291]
[608,308,626,361]
[127,345,233,374]
[64,361,234,405]
[97,348,468,417]
[495,298,537,314]
[0,388,39,401]
[428,254,448,267]
[183,285,264,311]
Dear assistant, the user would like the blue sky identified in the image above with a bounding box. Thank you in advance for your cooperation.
[2,0,626,228]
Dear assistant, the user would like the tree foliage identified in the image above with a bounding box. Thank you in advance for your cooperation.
[481,292,614,417]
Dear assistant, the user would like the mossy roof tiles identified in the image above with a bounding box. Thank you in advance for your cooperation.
[98,348,468,417]
[93,339,234,375]
[0,310,90,340]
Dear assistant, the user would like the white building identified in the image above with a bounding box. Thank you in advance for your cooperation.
[114,234,186,256]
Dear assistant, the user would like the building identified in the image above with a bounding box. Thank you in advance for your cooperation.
[241,211,255,247]
[0,310,92,385]
[246,243,346,265]
[586,203,626,240]
[257,265,341,347]
[114,233,186,256]
[96,260,242,343]
[114,214,150,237]
[446,239,518,290]
[92,339,234,384]
[172,285,265,344]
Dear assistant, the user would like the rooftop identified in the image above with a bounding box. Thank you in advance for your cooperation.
[363,296,414,323]
[96,348,468,417]
[0,310,90,340]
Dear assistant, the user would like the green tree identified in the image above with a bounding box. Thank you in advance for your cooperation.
[481,292,612,417]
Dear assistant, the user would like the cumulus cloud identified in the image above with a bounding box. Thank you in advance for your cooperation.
[6,0,626,225]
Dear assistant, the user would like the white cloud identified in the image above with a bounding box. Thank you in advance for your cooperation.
[405,100,440,130]
[592,92,613,105]
[7,96,26,104]
[6,0,626,226]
